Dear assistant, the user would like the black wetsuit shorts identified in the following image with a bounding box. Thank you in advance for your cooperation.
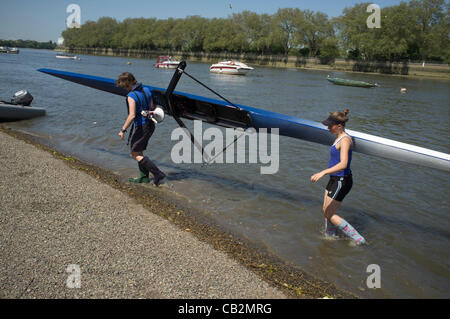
[130,121,155,153]
[326,175,353,202]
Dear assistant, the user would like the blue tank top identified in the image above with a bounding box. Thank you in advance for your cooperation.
[126,83,152,127]
[328,135,352,177]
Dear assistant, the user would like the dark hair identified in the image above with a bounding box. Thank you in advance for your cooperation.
[330,109,350,125]
[115,72,137,89]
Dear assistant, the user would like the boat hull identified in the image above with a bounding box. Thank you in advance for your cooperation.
[156,63,180,69]
[210,66,250,75]
[56,55,77,60]
[37,68,450,172]
[155,56,180,69]
[0,103,46,121]
[327,77,377,88]
[0,47,19,54]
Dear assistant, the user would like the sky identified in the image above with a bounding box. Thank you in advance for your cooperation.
[0,0,406,42]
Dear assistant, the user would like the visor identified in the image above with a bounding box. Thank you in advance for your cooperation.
[322,116,344,126]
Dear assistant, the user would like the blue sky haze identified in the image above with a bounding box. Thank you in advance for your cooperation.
[0,0,404,42]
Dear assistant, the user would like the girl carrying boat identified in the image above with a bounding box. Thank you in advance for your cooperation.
[310,109,366,245]
[116,72,166,186]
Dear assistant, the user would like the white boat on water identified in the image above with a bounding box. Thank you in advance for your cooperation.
[0,46,19,54]
[155,56,180,69]
[56,53,79,60]
[210,60,254,75]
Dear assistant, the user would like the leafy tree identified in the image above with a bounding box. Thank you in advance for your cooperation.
[58,1,449,63]
[272,8,303,55]
[335,2,373,60]
[182,16,208,51]
[0,39,56,49]
[296,10,334,57]
[319,37,340,64]
[203,18,228,52]
[410,0,449,61]
[335,0,448,62]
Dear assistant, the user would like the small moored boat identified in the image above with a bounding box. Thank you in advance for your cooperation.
[327,75,378,88]
[0,90,46,121]
[0,46,20,54]
[155,56,180,69]
[210,60,254,75]
[56,53,78,60]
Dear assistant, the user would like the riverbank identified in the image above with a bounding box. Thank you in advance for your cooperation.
[57,47,450,80]
[0,126,355,299]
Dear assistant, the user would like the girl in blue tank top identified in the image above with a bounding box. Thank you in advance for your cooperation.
[310,109,366,245]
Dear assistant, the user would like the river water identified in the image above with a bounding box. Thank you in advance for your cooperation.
[1,49,449,298]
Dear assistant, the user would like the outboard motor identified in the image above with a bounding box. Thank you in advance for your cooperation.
[12,90,33,106]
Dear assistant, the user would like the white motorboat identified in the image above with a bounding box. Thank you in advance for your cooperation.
[0,46,19,54]
[56,53,78,60]
[210,60,254,75]
[155,56,180,69]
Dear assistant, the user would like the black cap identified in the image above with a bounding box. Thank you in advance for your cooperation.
[322,116,344,126]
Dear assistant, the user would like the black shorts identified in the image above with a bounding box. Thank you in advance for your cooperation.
[130,122,155,153]
[326,175,353,202]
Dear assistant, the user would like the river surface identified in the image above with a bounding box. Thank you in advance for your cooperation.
[1,49,449,298]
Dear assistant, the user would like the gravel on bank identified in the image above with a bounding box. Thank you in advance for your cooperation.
[1,126,356,299]
[0,130,288,298]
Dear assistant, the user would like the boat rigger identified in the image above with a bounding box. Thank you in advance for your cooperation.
[37,64,450,172]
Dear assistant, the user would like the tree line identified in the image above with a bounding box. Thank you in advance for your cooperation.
[61,0,449,63]
[0,39,57,50]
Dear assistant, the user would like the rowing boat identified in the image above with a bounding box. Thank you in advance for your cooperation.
[327,76,378,88]
[37,67,449,172]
